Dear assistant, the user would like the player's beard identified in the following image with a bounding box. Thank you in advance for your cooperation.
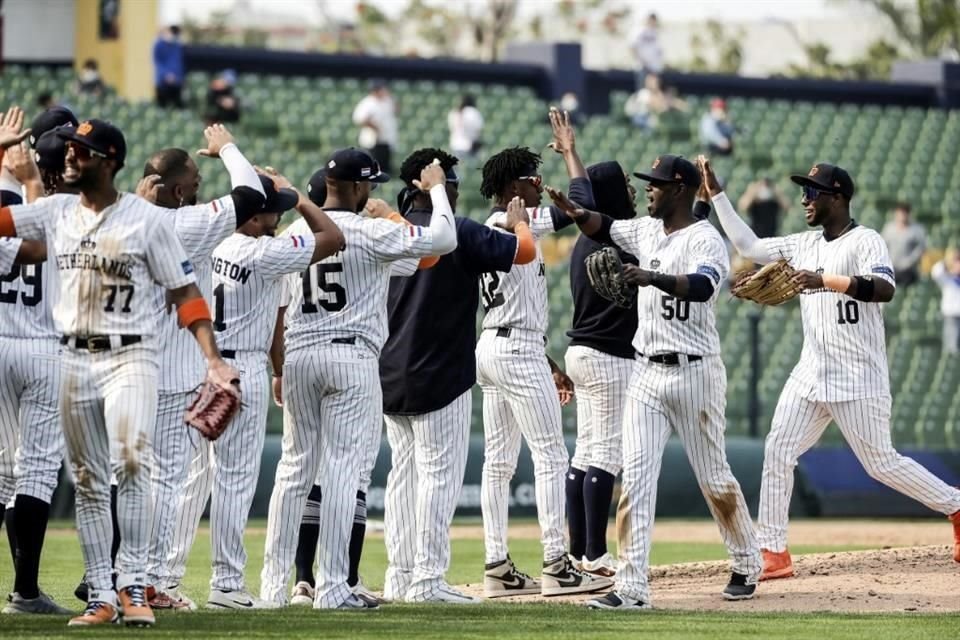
[63,163,99,191]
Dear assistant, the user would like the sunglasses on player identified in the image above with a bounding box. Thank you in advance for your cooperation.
[66,142,108,161]
[517,175,543,188]
[801,185,837,201]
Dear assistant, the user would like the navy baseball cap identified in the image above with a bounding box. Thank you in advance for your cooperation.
[790,163,855,199]
[317,148,390,184]
[306,174,328,207]
[35,125,71,173]
[258,174,299,213]
[633,154,701,188]
[29,106,78,148]
[57,119,126,167]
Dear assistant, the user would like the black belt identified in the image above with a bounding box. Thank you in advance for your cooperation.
[331,337,355,345]
[220,349,236,359]
[639,353,702,366]
[60,335,142,352]
[495,327,547,345]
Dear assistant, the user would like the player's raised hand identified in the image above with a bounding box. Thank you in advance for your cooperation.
[0,106,31,150]
[136,174,164,203]
[5,141,40,185]
[495,195,529,232]
[412,159,445,192]
[547,107,576,154]
[197,123,236,158]
[255,165,294,190]
[545,185,579,216]
[696,155,722,197]
[553,368,575,406]
[363,197,394,219]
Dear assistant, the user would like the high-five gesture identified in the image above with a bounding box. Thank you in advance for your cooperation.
[494,195,530,233]
[0,106,31,150]
[696,155,723,197]
[197,123,236,158]
[547,107,576,155]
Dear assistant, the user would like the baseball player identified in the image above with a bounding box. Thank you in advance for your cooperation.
[259,148,457,610]
[0,131,75,616]
[561,159,638,578]
[139,125,268,608]
[700,156,960,577]
[0,111,240,627]
[159,172,344,609]
[373,148,535,604]
[548,151,762,610]
[476,134,611,598]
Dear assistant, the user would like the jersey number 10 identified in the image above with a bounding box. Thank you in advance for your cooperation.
[302,262,347,313]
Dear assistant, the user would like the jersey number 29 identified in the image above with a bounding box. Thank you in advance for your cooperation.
[0,264,42,307]
[302,262,347,313]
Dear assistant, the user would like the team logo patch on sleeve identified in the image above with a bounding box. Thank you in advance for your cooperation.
[697,264,721,283]
[181,260,195,275]
[871,264,894,278]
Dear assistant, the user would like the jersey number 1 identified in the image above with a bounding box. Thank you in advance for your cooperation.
[302,262,347,313]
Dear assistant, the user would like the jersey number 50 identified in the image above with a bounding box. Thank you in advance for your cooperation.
[660,295,689,321]
[302,262,347,313]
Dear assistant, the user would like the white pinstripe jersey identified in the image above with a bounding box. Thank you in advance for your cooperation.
[9,193,196,338]
[480,206,556,334]
[0,235,58,340]
[153,196,237,392]
[211,231,315,352]
[756,224,893,401]
[281,210,437,355]
[611,218,728,357]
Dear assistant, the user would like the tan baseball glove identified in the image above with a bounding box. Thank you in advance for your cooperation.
[184,375,241,441]
[730,259,803,306]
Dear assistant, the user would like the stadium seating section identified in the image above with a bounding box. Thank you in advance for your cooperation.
[2,65,958,447]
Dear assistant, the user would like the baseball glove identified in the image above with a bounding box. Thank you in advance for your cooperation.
[585,246,636,308]
[730,259,803,306]
[184,376,241,441]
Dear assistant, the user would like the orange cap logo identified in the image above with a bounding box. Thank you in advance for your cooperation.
[76,122,94,136]
[808,166,819,176]
[652,157,661,169]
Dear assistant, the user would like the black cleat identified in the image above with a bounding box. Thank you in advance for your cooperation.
[722,572,757,601]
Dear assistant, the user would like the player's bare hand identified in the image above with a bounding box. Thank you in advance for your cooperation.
[272,375,283,407]
[255,165,294,190]
[0,107,30,150]
[5,141,40,184]
[622,264,653,287]
[197,123,235,158]
[553,369,575,406]
[547,107,576,154]
[136,174,164,203]
[412,159,445,192]
[363,197,395,219]
[208,357,241,390]
[696,155,722,197]
[545,185,577,215]
[495,196,529,232]
[790,269,823,291]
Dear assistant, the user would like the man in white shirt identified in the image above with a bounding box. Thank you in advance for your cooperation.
[631,13,664,91]
[447,95,483,161]
[352,79,398,174]
[932,250,960,354]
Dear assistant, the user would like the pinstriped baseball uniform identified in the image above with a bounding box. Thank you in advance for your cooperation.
[163,231,316,593]
[147,195,239,589]
[7,192,197,602]
[0,230,63,508]
[476,204,571,565]
[745,223,960,551]
[261,211,446,608]
[608,216,761,604]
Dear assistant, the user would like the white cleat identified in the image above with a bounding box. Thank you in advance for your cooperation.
[206,589,282,610]
[405,583,482,605]
[351,582,385,606]
[581,552,618,578]
[586,591,651,610]
[335,593,379,610]
[166,585,198,611]
[290,581,315,606]
[483,557,541,598]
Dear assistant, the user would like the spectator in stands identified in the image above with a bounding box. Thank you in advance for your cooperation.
[448,94,484,161]
[153,25,185,109]
[631,13,664,91]
[881,202,926,288]
[932,249,960,354]
[205,69,241,124]
[699,98,735,155]
[352,79,397,174]
[738,177,789,238]
[76,59,106,97]
[624,73,687,131]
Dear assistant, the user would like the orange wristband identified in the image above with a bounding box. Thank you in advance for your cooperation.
[0,207,16,237]
[513,222,536,265]
[177,297,212,328]
[822,274,852,293]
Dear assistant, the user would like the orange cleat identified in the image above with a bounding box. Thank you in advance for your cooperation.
[118,585,155,627]
[759,548,794,581]
[68,601,119,626]
[950,511,960,563]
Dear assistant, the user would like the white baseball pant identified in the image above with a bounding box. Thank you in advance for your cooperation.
[616,356,761,604]
[564,345,631,475]
[758,376,960,552]
[260,343,379,608]
[476,327,568,565]
[60,342,159,602]
[163,352,270,591]
[383,390,471,600]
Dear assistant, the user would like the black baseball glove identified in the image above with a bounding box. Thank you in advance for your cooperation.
[585,246,636,308]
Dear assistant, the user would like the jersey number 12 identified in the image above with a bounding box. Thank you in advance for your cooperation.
[302,262,347,313]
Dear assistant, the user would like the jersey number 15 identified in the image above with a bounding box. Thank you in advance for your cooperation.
[302,262,347,313]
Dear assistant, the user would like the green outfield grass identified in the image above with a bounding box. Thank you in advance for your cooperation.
[1,520,954,639]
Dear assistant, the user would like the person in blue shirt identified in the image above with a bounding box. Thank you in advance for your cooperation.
[153,26,185,109]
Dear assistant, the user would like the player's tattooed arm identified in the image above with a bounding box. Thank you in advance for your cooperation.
[547,355,575,407]
[623,265,715,302]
